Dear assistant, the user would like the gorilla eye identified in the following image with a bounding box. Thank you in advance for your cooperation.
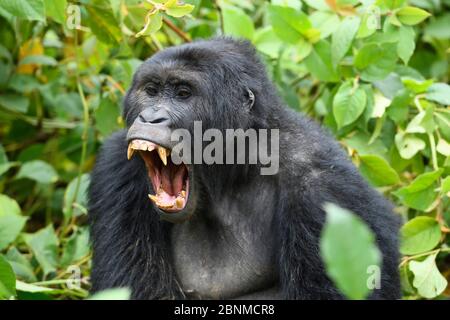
[145,85,159,96]
[176,87,191,99]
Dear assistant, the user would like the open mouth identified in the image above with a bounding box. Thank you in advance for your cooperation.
[127,139,189,213]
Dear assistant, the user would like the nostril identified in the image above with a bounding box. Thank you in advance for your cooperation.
[150,117,169,124]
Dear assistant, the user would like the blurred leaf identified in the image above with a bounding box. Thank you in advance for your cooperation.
[135,11,163,37]
[320,203,381,300]
[85,4,122,45]
[268,5,311,44]
[0,214,27,251]
[359,154,400,187]
[0,255,16,299]
[304,40,339,82]
[16,280,55,293]
[395,132,425,159]
[0,0,45,21]
[19,55,58,67]
[397,26,415,65]
[410,253,447,298]
[0,94,29,113]
[400,216,441,255]
[16,160,58,184]
[396,6,431,26]
[44,0,67,24]
[166,2,194,18]
[222,5,254,40]
[63,173,90,219]
[426,83,450,105]
[6,248,37,282]
[23,225,59,276]
[61,227,90,266]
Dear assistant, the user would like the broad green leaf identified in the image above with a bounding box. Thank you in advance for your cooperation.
[94,98,121,136]
[304,40,339,82]
[310,11,340,39]
[403,78,434,94]
[386,89,412,124]
[166,2,194,18]
[331,16,360,66]
[320,203,381,300]
[395,132,425,159]
[359,154,400,187]
[44,0,67,24]
[0,94,29,113]
[23,225,59,276]
[136,11,163,37]
[345,132,388,157]
[356,43,398,81]
[410,253,447,299]
[424,13,450,39]
[268,5,311,44]
[396,6,431,26]
[63,174,90,219]
[394,169,443,211]
[222,5,254,40]
[371,92,391,118]
[426,83,450,106]
[85,4,122,44]
[400,217,441,255]
[88,288,131,300]
[253,27,283,58]
[442,176,450,194]
[0,255,16,299]
[397,26,415,65]
[16,160,58,184]
[333,81,367,128]
[6,248,36,283]
[0,194,21,216]
[0,0,45,21]
[381,0,407,9]
[0,214,27,251]
[61,227,90,266]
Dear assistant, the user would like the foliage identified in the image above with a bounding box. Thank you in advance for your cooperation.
[0,0,449,300]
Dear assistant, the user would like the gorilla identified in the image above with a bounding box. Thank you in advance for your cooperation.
[88,37,400,299]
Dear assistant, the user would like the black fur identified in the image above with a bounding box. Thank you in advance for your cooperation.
[88,37,401,299]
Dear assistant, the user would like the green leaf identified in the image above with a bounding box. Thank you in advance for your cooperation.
[409,253,447,299]
[85,4,122,44]
[268,5,311,44]
[320,203,381,300]
[394,169,443,211]
[16,160,58,184]
[405,107,435,134]
[426,83,450,106]
[394,132,425,159]
[63,174,90,219]
[16,280,55,293]
[356,43,398,82]
[61,227,90,266]
[310,11,340,39]
[88,288,131,300]
[44,0,67,24]
[6,248,37,283]
[436,139,450,157]
[397,26,415,65]
[396,6,431,26]
[135,11,163,37]
[331,16,360,66]
[19,55,58,67]
[0,214,27,251]
[333,81,367,129]
[359,155,400,187]
[94,98,121,136]
[0,255,16,299]
[253,27,283,58]
[23,225,59,276]
[222,5,254,40]
[0,194,21,216]
[0,0,45,21]
[400,217,441,255]
[442,176,450,194]
[166,3,194,18]
[0,94,29,113]
[386,89,412,124]
[304,40,339,82]
[403,78,434,94]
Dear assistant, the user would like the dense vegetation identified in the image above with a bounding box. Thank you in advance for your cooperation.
[0,0,449,300]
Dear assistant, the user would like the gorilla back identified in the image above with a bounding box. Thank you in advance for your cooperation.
[88,37,401,299]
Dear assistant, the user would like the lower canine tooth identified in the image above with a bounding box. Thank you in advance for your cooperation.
[176,198,183,208]
[181,190,186,198]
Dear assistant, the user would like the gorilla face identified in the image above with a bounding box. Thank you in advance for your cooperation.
[122,39,267,223]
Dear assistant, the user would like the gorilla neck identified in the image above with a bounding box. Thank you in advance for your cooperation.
[170,171,280,299]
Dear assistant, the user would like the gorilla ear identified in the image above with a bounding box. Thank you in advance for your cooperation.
[243,88,255,110]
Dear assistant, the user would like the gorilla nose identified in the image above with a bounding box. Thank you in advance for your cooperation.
[138,109,171,126]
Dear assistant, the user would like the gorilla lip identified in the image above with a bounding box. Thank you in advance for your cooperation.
[127,139,188,213]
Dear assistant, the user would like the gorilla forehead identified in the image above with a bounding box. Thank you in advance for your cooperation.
[134,37,266,85]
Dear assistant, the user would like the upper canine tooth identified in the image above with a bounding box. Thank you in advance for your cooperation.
[127,143,135,160]
[157,146,169,165]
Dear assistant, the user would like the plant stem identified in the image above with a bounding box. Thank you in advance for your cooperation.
[163,17,191,42]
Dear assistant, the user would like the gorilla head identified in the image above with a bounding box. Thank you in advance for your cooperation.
[122,38,281,223]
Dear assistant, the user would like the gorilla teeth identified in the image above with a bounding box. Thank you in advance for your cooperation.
[127,144,135,160]
[157,146,169,166]
[127,140,157,160]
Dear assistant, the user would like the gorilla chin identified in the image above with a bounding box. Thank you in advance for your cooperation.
[88,37,401,300]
